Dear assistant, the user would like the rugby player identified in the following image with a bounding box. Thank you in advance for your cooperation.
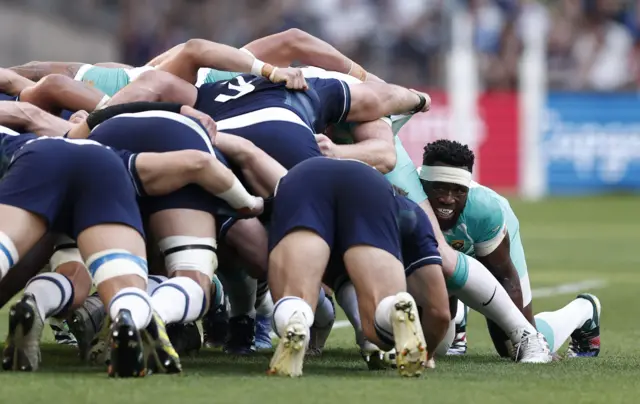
[420,139,601,358]
[0,121,157,377]
[267,157,439,377]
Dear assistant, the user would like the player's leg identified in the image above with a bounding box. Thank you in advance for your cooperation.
[266,159,337,376]
[307,284,336,357]
[19,74,107,114]
[8,62,85,81]
[448,298,469,355]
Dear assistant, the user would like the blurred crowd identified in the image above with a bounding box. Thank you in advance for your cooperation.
[32,0,640,91]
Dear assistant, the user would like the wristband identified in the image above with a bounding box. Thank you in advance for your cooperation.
[251,58,266,76]
[268,67,279,81]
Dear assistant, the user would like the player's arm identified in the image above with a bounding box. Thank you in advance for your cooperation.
[243,28,379,82]
[0,68,35,96]
[18,74,108,115]
[0,101,72,136]
[156,39,307,90]
[406,263,450,363]
[476,233,534,324]
[145,43,185,67]
[319,119,396,173]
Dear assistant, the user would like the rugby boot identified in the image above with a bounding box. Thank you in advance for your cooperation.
[306,296,335,357]
[255,314,273,350]
[390,292,427,377]
[567,294,601,358]
[107,309,146,378]
[2,294,44,371]
[267,311,308,377]
[49,318,78,347]
[143,311,182,374]
[447,323,468,356]
[360,340,388,370]
[68,292,106,361]
[224,315,256,354]
[167,321,202,356]
[202,295,229,348]
[512,329,552,363]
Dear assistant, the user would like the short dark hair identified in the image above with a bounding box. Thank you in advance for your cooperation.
[422,139,475,172]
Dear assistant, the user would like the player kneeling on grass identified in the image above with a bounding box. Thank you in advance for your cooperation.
[420,140,601,358]
[267,157,428,377]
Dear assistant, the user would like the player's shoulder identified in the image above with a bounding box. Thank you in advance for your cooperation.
[463,182,504,222]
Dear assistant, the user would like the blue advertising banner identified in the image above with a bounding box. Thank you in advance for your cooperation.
[543,93,640,195]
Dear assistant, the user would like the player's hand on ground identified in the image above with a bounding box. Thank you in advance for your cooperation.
[180,105,217,143]
[314,134,337,157]
[270,67,308,90]
[411,89,431,113]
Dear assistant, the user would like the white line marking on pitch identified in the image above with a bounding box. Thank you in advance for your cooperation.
[329,279,607,330]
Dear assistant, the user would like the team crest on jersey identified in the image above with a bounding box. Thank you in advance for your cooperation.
[450,240,465,251]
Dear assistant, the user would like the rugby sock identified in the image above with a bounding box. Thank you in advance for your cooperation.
[313,288,335,328]
[256,289,274,318]
[373,295,396,347]
[534,298,593,352]
[216,177,257,210]
[147,275,168,295]
[211,274,225,308]
[449,253,537,343]
[255,280,270,310]
[455,300,468,328]
[0,232,18,280]
[151,277,206,324]
[335,281,365,346]
[272,296,314,338]
[219,269,257,319]
[24,273,74,320]
[109,287,152,330]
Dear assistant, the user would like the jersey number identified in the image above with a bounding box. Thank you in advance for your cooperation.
[214,76,256,103]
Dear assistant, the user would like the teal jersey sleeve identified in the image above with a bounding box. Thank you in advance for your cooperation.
[464,186,507,256]
[196,68,242,86]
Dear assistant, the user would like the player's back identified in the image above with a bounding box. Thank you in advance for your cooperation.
[195,74,349,134]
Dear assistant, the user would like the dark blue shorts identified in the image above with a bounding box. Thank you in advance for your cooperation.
[395,195,442,276]
[0,138,143,238]
[89,112,236,218]
[268,157,400,258]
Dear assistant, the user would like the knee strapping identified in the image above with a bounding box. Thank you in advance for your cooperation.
[0,231,18,279]
[158,236,217,279]
[86,249,148,287]
[50,234,83,271]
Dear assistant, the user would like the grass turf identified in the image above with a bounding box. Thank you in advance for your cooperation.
[0,195,638,404]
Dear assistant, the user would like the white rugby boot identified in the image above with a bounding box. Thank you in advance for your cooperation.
[512,328,552,363]
[390,292,427,377]
[268,311,309,377]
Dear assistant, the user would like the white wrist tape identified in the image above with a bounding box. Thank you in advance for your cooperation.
[251,58,266,76]
[268,67,279,81]
[419,165,471,187]
[240,48,255,58]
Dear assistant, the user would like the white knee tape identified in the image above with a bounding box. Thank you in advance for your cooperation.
[0,231,19,278]
[86,249,148,287]
[158,236,217,279]
[50,234,83,271]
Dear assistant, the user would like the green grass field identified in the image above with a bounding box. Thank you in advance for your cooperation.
[0,195,638,404]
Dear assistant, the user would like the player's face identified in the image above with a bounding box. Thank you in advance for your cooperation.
[421,164,470,230]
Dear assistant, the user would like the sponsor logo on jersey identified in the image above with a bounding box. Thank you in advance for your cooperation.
[450,240,465,251]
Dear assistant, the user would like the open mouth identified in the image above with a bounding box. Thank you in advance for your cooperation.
[435,208,454,219]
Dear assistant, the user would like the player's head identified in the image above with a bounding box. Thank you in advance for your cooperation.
[420,139,475,230]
